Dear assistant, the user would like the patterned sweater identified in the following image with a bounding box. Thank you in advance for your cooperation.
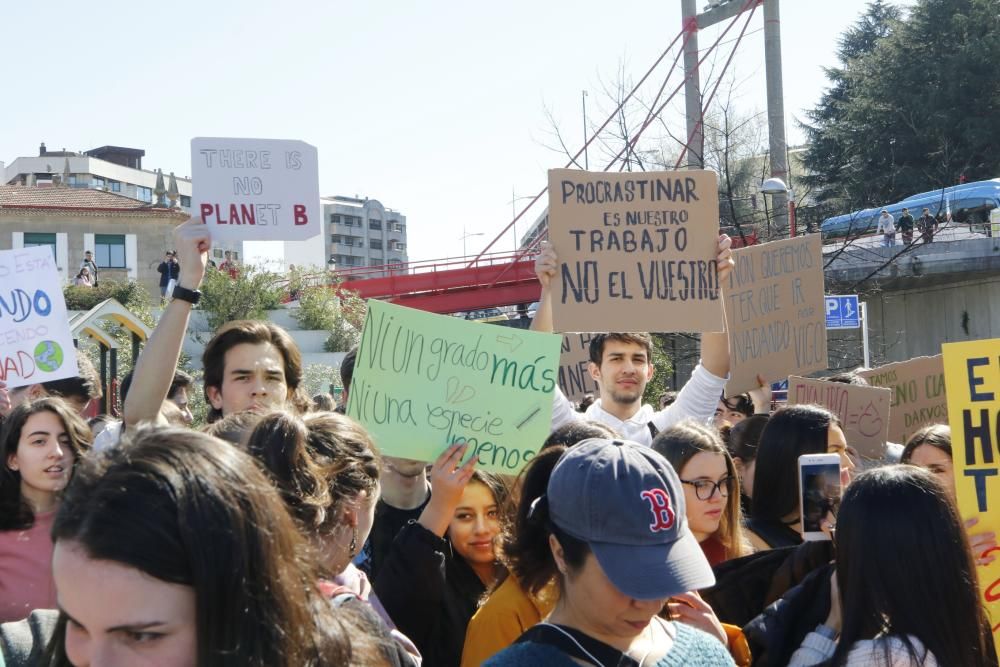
[484,621,735,666]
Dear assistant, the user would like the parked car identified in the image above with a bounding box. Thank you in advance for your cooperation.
[464,307,509,323]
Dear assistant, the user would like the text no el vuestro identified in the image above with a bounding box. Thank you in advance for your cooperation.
[556,174,721,304]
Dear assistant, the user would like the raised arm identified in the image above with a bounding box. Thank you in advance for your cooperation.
[529,241,557,334]
[123,218,210,426]
[700,234,734,379]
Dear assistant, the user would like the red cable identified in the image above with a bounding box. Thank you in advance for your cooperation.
[609,0,761,173]
[673,1,760,170]
[617,26,697,172]
[484,0,760,288]
[472,21,692,264]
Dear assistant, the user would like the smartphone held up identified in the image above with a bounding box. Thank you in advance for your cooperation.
[798,453,843,541]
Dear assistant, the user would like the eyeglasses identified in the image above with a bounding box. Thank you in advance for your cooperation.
[680,476,734,501]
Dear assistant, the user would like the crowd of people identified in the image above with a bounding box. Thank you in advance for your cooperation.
[876,207,942,247]
[0,216,995,666]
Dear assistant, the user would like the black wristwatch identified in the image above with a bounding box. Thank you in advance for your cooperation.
[171,284,202,305]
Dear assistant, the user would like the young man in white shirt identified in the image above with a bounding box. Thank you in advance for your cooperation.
[876,210,896,247]
[531,236,734,446]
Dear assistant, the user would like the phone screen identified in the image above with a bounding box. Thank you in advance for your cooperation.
[800,462,842,533]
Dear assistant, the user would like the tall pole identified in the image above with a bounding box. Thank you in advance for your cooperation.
[512,186,518,252]
[764,0,789,236]
[582,90,589,170]
[861,301,871,368]
[681,0,704,169]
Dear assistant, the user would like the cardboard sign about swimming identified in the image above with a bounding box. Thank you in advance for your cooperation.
[788,376,891,459]
[724,235,827,396]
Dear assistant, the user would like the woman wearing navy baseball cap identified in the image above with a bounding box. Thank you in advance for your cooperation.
[485,438,735,666]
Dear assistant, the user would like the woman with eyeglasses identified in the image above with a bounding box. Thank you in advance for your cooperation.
[652,421,751,566]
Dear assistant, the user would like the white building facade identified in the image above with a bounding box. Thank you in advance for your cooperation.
[324,196,408,275]
[2,143,247,265]
[3,143,192,208]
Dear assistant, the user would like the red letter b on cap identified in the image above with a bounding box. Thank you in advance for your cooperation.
[640,489,675,532]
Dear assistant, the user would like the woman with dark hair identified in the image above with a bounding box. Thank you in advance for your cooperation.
[746,405,854,550]
[789,466,993,666]
[461,421,621,666]
[72,268,92,288]
[900,424,954,497]
[727,414,768,514]
[41,426,383,666]
[652,421,751,566]
[900,424,997,567]
[376,442,510,667]
[540,420,619,450]
[461,447,565,666]
[245,411,420,664]
[0,398,90,623]
[484,438,734,666]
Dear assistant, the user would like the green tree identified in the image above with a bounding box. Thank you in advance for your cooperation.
[801,0,903,206]
[641,334,674,407]
[802,0,1000,208]
[198,265,284,331]
[289,279,368,353]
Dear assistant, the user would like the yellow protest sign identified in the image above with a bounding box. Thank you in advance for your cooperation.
[942,339,1000,652]
[347,301,562,474]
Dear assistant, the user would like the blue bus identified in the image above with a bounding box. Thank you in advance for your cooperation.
[820,179,1000,240]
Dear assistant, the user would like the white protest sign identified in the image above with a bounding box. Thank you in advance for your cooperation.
[191,137,320,241]
[0,246,79,389]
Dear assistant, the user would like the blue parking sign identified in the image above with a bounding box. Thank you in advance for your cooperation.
[825,295,860,329]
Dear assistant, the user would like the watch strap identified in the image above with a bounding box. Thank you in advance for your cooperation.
[171,284,202,305]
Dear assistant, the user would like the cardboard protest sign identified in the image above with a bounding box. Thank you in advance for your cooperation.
[0,246,79,389]
[191,137,320,241]
[724,235,826,396]
[547,169,724,333]
[558,333,599,404]
[859,355,947,444]
[942,340,1000,657]
[347,301,561,474]
[788,376,891,459]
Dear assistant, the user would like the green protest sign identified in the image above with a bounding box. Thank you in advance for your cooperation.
[347,301,562,474]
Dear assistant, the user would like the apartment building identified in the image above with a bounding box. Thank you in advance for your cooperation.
[325,196,408,275]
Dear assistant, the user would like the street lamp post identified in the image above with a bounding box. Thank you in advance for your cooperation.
[760,177,796,238]
[509,188,536,252]
[461,227,485,259]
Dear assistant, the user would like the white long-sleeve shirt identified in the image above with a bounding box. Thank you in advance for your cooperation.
[789,630,938,667]
[877,213,896,234]
[550,362,727,446]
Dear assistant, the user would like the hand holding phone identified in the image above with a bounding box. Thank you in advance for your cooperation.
[799,453,843,541]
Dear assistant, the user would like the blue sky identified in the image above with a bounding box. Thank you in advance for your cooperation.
[1,1,917,262]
